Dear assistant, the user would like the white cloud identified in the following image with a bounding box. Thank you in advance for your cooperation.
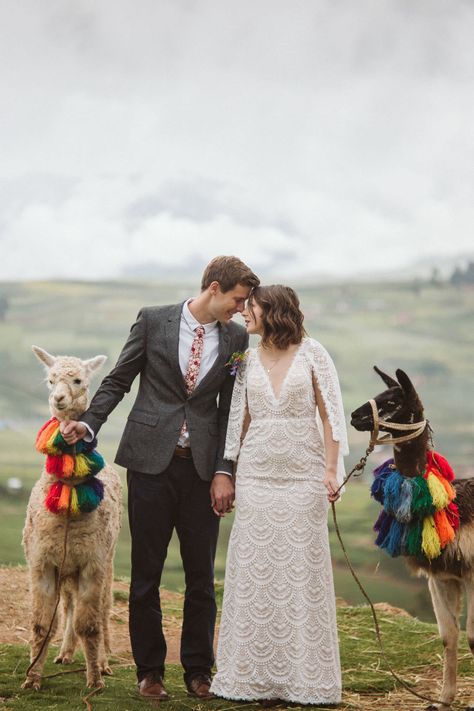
[0,0,473,279]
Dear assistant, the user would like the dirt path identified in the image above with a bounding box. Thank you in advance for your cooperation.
[0,567,183,663]
[2,568,473,710]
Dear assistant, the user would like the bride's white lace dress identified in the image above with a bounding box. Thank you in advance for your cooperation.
[210,337,348,705]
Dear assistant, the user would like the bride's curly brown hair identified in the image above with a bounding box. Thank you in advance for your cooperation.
[248,285,306,349]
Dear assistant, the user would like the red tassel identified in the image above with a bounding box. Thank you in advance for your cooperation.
[446,501,460,531]
[428,451,455,481]
[46,455,63,475]
[45,481,62,513]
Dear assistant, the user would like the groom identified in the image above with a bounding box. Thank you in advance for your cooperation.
[61,255,259,700]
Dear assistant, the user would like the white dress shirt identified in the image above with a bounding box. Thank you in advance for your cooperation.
[179,299,219,386]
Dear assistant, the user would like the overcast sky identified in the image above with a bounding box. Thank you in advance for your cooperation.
[0,0,473,281]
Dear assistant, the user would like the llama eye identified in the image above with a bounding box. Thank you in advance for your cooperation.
[73,379,82,385]
[49,380,53,385]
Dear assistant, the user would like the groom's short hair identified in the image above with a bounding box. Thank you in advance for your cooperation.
[201,256,260,293]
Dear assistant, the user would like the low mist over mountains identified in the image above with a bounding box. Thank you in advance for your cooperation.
[121,251,474,283]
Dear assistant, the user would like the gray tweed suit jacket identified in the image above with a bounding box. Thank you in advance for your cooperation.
[81,303,248,481]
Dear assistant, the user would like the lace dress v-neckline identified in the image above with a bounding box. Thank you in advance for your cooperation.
[256,340,305,402]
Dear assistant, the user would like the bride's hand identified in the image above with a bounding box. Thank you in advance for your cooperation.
[323,472,340,503]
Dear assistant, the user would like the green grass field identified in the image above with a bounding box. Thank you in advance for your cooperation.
[1,605,472,710]
[0,279,473,621]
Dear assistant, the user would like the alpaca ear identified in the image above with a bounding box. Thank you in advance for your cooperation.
[84,355,107,375]
[373,366,398,389]
[396,369,416,396]
[32,345,56,368]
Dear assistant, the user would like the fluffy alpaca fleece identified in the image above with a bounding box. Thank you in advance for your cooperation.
[22,347,122,690]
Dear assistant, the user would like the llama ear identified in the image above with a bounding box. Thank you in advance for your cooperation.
[32,346,56,368]
[84,355,107,375]
[395,369,416,396]
[373,366,398,388]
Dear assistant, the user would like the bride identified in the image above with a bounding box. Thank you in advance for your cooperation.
[210,284,348,706]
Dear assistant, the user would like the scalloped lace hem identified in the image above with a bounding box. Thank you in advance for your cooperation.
[210,684,342,706]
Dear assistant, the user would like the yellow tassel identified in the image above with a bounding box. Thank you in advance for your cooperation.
[70,487,80,516]
[430,468,456,501]
[422,516,441,559]
[74,454,91,477]
[426,472,449,511]
[58,485,70,512]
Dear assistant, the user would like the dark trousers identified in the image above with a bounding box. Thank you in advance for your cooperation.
[127,457,220,682]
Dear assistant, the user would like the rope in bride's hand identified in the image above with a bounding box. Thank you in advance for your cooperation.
[330,444,446,706]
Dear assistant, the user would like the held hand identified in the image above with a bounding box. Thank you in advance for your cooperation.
[323,472,340,503]
[210,474,235,517]
[60,420,87,445]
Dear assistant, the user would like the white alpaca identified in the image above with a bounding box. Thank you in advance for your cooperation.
[22,346,122,690]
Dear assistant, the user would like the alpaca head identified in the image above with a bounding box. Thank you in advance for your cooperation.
[32,346,107,421]
[351,366,424,433]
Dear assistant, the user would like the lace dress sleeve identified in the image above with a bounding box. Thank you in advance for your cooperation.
[305,338,349,488]
[223,350,250,462]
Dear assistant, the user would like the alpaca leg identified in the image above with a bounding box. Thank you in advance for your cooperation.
[22,564,59,690]
[427,576,462,709]
[464,578,474,711]
[74,564,105,689]
[98,558,113,676]
[54,584,78,664]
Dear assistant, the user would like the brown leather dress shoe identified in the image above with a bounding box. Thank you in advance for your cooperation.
[186,674,215,699]
[137,673,169,701]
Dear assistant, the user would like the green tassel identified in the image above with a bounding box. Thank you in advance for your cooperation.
[405,518,423,556]
[52,429,75,454]
[410,476,434,517]
[75,483,101,513]
[85,451,105,475]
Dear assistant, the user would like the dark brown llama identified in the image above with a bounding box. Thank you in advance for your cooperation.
[351,367,474,711]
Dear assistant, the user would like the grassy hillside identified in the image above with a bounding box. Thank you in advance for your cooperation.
[0,279,472,622]
[1,603,473,710]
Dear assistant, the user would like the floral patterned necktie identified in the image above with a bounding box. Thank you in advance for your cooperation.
[180,325,205,439]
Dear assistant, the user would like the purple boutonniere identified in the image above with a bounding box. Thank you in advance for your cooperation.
[226,351,248,376]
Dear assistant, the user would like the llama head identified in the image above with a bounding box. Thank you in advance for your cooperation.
[350,366,424,433]
[32,346,107,421]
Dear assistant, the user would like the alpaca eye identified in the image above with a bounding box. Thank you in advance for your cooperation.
[49,380,53,385]
[74,379,82,385]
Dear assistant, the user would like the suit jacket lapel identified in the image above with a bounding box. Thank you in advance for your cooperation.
[191,322,231,396]
[165,302,188,395]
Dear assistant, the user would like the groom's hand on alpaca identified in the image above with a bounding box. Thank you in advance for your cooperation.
[210,474,235,517]
[60,420,87,445]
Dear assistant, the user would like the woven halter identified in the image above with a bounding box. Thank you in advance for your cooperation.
[369,398,427,446]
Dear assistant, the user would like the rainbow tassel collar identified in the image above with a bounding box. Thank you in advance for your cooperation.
[371,451,460,561]
[36,417,105,516]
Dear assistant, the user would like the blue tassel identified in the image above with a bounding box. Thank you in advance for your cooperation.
[381,519,404,557]
[400,523,409,555]
[383,470,404,514]
[395,478,413,522]
[373,509,388,532]
[371,467,393,504]
[375,512,393,546]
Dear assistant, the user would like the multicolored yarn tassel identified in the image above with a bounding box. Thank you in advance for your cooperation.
[36,417,105,516]
[370,452,459,561]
